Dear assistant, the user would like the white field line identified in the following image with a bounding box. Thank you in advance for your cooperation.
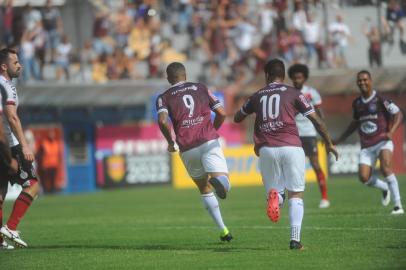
[153,225,406,232]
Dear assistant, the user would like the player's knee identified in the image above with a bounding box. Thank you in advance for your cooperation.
[23,179,40,198]
[380,166,392,177]
[364,176,375,186]
[210,174,231,192]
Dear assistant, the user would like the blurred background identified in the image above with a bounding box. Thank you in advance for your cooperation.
[1,0,405,196]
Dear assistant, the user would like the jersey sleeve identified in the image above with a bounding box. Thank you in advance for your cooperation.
[382,98,400,115]
[156,94,168,115]
[295,93,315,116]
[311,88,322,106]
[0,83,17,106]
[240,95,255,115]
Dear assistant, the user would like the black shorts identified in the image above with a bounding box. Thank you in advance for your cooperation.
[0,144,38,189]
[300,136,318,157]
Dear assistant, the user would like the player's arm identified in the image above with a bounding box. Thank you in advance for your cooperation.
[306,112,338,161]
[4,104,34,162]
[314,105,325,120]
[157,111,177,152]
[0,119,18,174]
[234,97,253,123]
[333,120,358,145]
[234,110,247,123]
[213,105,226,130]
[387,110,403,140]
[386,103,403,141]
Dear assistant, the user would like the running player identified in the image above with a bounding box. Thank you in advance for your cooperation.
[288,63,330,208]
[234,59,338,250]
[156,62,232,241]
[334,70,404,215]
[0,48,40,248]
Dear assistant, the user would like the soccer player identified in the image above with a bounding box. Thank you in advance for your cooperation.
[334,70,404,215]
[156,62,232,242]
[234,59,338,250]
[288,64,330,208]
[0,48,40,248]
[0,90,18,250]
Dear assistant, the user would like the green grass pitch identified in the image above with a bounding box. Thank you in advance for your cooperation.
[1,176,405,270]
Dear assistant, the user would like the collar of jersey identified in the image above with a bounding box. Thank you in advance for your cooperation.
[361,90,376,103]
[0,74,9,82]
[172,81,186,87]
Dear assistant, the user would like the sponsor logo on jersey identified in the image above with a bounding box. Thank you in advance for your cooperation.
[360,121,378,134]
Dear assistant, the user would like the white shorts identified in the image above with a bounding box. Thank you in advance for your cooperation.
[180,139,228,180]
[359,140,393,167]
[259,146,305,193]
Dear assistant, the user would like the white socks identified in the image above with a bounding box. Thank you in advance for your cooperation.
[289,198,304,242]
[386,174,402,208]
[201,192,226,230]
[366,176,389,191]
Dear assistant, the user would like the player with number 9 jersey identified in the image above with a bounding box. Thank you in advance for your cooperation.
[156,81,221,152]
[156,62,233,242]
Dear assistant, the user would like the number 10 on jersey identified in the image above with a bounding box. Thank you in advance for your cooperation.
[260,94,280,121]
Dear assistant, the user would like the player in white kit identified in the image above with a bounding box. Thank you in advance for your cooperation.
[0,48,40,248]
[288,64,330,208]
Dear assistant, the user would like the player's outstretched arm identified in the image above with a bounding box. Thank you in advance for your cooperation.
[307,112,338,161]
[213,106,226,130]
[157,111,177,152]
[4,104,34,162]
[333,120,358,145]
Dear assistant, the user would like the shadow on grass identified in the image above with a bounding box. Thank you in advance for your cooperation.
[30,243,269,252]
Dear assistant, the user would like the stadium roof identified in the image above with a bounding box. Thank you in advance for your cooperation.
[19,80,168,108]
[241,67,406,96]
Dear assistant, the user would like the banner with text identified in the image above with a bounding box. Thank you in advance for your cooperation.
[95,123,171,187]
[173,143,328,189]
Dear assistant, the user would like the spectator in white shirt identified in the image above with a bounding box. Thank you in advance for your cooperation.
[328,13,351,68]
[303,13,320,64]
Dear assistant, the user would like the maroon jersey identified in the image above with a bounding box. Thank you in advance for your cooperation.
[156,81,222,152]
[241,82,315,155]
[352,91,399,148]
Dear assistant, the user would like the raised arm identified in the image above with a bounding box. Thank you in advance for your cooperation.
[157,111,176,152]
[306,112,338,161]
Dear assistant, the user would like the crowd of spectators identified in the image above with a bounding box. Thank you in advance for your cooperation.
[0,0,67,83]
[0,0,405,87]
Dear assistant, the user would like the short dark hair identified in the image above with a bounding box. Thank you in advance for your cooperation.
[264,59,285,79]
[357,70,371,79]
[0,48,17,65]
[288,63,309,79]
[166,62,186,79]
